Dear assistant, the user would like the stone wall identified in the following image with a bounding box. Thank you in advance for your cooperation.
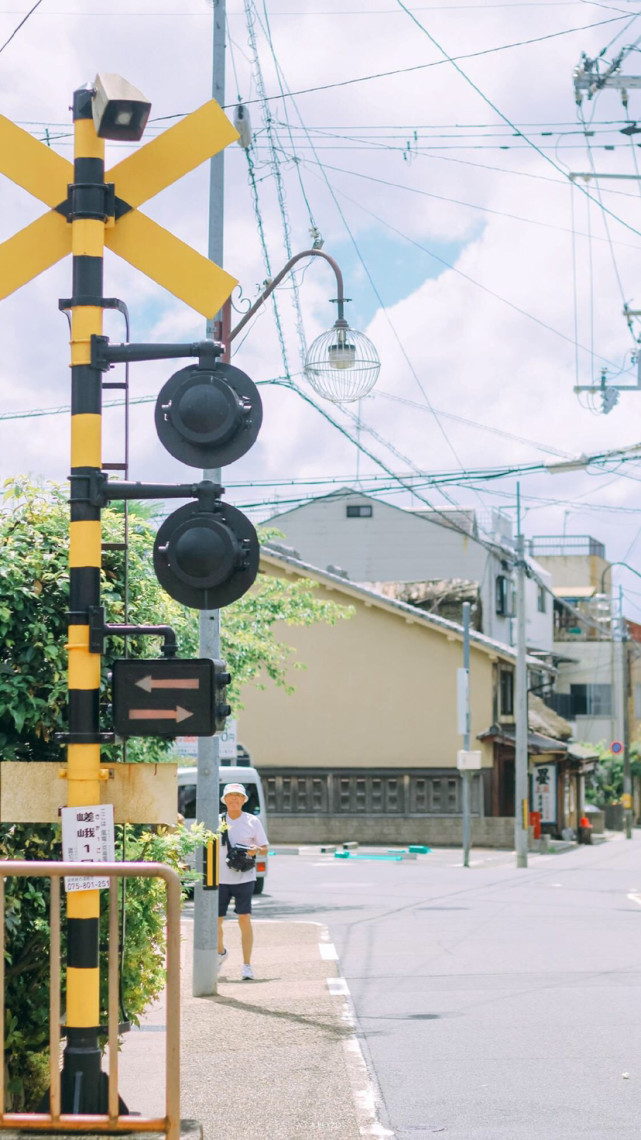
[268,814,514,848]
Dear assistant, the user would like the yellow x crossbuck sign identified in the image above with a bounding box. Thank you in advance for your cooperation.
[0,99,239,318]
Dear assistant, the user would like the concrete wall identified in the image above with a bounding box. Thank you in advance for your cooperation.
[525,562,554,652]
[239,568,498,771]
[269,814,515,848]
[535,553,610,591]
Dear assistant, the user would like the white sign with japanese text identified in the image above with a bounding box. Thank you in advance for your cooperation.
[61,804,115,892]
[531,763,557,825]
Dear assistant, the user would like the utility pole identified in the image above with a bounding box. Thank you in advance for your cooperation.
[515,484,529,869]
[193,0,226,998]
[461,603,471,868]
[616,586,633,839]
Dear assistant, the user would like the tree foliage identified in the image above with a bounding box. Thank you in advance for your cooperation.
[0,477,350,1105]
[586,740,641,807]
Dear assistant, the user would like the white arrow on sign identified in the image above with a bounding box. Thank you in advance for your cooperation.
[135,675,200,692]
[129,707,194,723]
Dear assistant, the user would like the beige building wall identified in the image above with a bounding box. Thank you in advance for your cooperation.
[238,570,499,771]
[536,553,610,592]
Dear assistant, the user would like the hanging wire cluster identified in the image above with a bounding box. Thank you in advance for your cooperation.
[304,321,381,403]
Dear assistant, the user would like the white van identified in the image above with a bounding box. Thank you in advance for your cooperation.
[177,764,269,893]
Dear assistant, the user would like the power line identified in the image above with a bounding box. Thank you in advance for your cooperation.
[312,172,624,369]
[296,154,641,250]
[0,0,43,55]
[391,0,641,247]
[229,12,633,108]
[239,20,473,481]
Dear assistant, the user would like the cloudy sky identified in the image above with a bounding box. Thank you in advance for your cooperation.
[3,0,641,611]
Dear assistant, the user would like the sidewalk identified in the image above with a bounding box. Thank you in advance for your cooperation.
[119,917,379,1140]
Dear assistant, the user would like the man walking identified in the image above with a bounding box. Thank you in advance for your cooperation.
[217,782,269,980]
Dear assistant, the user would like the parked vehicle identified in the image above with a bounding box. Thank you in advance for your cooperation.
[177,762,268,893]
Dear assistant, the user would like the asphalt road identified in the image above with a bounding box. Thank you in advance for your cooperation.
[253,836,641,1139]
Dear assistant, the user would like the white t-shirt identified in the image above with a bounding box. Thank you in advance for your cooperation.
[219,811,268,885]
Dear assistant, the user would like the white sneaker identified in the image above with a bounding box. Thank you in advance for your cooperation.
[241,963,254,980]
[217,949,228,972]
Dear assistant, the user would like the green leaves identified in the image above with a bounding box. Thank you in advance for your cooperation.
[0,478,350,1105]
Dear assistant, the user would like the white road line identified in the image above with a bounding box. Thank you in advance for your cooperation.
[319,942,339,960]
[320,930,393,1138]
[326,976,350,995]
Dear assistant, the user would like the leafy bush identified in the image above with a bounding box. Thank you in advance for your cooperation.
[0,478,349,1104]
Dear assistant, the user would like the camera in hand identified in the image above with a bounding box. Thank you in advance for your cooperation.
[225,844,256,873]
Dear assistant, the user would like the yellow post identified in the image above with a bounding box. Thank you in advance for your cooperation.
[60,87,107,1113]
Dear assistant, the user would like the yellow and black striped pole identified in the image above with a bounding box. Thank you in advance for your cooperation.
[61,85,108,1113]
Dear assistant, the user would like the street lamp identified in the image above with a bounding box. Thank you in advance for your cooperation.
[305,321,380,403]
[225,249,381,402]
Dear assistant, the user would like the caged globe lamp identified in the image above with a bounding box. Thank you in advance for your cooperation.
[226,249,381,404]
[305,318,380,403]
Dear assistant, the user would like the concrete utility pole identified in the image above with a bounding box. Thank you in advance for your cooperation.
[461,603,472,868]
[616,586,633,839]
[515,485,529,869]
[193,0,226,998]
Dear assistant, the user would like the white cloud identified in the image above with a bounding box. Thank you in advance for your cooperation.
[1,0,641,611]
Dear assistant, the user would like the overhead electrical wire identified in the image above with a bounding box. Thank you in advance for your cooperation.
[244,0,308,368]
[257,0,319,238]
[308,170,625,372]
[256,376,634,640]
[230,11,634,108]
[578,107,637,343]
[239,4,474,485]
[391,0,641,249]
[0,0,43,55]
[295,154,641,249]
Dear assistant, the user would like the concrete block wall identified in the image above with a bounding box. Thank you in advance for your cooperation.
[268,815,515,848]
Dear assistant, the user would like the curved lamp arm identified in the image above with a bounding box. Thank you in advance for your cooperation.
[227,249,347,346]
[600,561,641,593]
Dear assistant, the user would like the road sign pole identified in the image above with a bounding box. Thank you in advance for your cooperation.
[61,86,106,1112]
[193,0,226,998]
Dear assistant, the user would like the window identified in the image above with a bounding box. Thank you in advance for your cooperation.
[346,504,372,518]
[500,669,514,717]
[495,575,513,616]
[569,683,612,717]
[537,586,547,614]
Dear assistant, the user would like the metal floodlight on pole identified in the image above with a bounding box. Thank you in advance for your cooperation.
[92,73,151,141]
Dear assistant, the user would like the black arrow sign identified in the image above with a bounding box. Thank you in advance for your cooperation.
[112,658,215,737]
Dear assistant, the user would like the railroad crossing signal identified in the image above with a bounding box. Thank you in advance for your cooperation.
[113,658,222,737]
[0,98,239,317]
[153,495,259,610]
[155,361,263,469]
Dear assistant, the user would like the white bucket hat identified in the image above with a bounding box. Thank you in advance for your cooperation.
[222,782,248,803]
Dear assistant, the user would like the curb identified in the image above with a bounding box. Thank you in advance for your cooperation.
[318,928,393,1138]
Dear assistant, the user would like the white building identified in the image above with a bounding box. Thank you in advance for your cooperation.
[267,489,553,653]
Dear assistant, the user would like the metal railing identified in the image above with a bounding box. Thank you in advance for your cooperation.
[528,535,606,558]
[0,861,181,1139]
